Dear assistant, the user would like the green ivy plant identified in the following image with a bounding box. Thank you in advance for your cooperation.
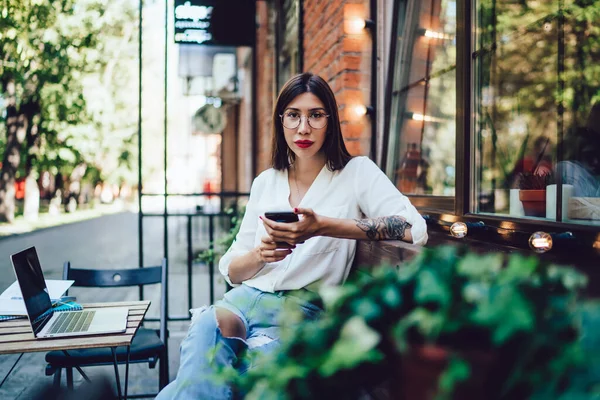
[225,245,589,400]
[195,206,245,265]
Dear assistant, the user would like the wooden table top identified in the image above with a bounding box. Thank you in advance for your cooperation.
[0,301,150,355]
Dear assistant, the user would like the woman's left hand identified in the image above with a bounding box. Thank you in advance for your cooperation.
[261,208,322,246]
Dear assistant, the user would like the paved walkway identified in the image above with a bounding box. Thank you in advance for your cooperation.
[0,212,227,398]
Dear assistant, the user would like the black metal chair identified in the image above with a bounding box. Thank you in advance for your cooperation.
[45,259,169,398]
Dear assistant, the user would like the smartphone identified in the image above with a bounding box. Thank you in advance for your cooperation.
[264,211,299,248]
[264,211,299,223]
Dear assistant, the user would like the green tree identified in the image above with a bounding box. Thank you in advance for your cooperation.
[476,0,600,191]
[0,0,138,222]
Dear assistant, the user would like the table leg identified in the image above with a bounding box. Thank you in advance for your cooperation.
[0,353,24,389]
[111,347,123,400]
[124,345,131,400]
[66,367,73,390]
[62,350,91,383]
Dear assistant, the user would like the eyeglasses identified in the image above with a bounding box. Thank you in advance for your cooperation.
[279,111,330,130]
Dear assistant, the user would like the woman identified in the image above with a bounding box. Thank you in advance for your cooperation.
[157,73,427,399]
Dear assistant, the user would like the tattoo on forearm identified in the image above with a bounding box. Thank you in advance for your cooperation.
[354,216,412,240]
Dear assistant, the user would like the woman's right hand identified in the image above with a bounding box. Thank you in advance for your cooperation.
[256,236,295,263]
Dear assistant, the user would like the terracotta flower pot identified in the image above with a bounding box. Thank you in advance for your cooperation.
[393,345,495,400]
[519,189,546,217]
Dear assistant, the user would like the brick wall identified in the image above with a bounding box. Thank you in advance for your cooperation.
[303,0,373,156]
[255,1,276,174]
[250,0,374,183]
[236,47,254,192]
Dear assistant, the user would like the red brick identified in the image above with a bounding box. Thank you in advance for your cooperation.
[342,71,362,89]
[341,121,367,139]
[343,139,363,156]
[342,36,365,52]
[337,88,364,107]
[343,3,366,19]
[342,54,362,71]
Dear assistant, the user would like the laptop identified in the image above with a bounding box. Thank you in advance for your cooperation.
[10,247,128,339]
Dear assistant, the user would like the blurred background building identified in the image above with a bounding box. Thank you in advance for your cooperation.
[146,0,599,278]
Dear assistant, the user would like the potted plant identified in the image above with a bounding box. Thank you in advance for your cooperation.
[223,245,589,400]
[518,172,554,217]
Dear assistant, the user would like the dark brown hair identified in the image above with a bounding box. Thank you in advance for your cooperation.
[271,72,352,171]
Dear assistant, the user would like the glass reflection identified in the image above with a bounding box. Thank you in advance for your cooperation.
[387,0,456,197]
[474,0,600,225]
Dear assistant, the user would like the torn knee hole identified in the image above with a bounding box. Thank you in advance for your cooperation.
[215,307,246,339]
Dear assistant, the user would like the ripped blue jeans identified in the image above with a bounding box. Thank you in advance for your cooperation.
[155,284,323,400]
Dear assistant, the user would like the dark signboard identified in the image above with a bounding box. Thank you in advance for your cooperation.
[174,0,256,47]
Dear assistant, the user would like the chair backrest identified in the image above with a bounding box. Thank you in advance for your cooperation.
[63,265,163,288]
[62,259,168,345]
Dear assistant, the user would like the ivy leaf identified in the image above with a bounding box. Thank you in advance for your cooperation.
[415,269,451,309]
[547,265,588,291]
[471,286,535,344]
[319,285,359,309]
[319,316,382,377]
[381,284,402,309]
[393,308,444,348]
[500,254,539,284]
[437,357,471,400]
[457,252,503,279]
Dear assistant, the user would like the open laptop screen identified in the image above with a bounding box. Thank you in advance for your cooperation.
[10,247,53,333]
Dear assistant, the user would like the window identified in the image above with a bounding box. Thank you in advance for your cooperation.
[473,0,600,225]
[276,0,302,90]
[385,0,457,201]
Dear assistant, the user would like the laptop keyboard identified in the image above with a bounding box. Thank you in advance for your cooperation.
[48,311,96,334]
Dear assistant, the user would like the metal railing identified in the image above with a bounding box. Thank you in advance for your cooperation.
[139,192,249,322]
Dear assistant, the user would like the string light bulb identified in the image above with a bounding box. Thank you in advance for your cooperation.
[408,112,446,123]
[423,29,453,40]
[449,221,485,238]
[450,222,468,238]
[529,231,553,253]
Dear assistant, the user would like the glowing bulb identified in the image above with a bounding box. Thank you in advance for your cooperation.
[423,30,453,40]
[450,222,468,238]
[353,104,367,117]
[529,231,553,253]
[345,18,366,34]
[409,112,444,123]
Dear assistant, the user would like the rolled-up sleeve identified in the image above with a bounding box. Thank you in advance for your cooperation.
[218,177,262,286]
[354,157,428,246]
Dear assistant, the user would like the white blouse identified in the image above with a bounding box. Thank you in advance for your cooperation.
[218,156,428,292]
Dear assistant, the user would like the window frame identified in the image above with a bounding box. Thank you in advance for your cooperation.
[383,0,600,248]
[383,0,458,211]
[274,0,303,92]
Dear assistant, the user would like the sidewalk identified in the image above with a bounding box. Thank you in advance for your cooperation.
[0,202,135,238]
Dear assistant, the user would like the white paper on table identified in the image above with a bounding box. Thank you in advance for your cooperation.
[0,279,74,301]
[0,280,74,316]
[0,299,28,315]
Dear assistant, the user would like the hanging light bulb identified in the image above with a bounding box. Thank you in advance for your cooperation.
[529,231,553,253]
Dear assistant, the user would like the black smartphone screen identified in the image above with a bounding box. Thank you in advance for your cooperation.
[264,211,299,223]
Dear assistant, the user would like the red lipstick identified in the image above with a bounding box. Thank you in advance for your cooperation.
[295,140,314,149]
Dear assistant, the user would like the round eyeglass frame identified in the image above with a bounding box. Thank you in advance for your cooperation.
[279,112,330,130]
